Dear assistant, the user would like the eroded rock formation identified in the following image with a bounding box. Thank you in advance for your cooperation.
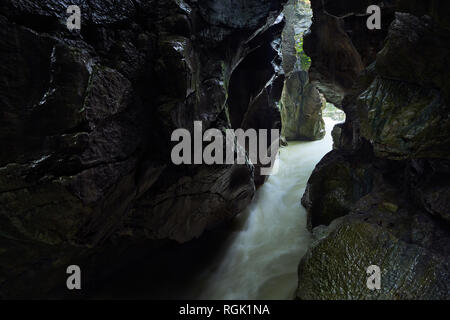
[0,0,286,297]
[280,0,325,141]
[298,0,450,299]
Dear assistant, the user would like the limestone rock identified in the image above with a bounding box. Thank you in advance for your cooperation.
[280,0,324,141]
[298,0,450,300]
[281,71,325,141]
[301,150,374,229]
[0,0,287,297]
[297,218,449,300]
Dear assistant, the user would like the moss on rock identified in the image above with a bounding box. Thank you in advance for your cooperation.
[297,220,449,300]
[302,150,374,229]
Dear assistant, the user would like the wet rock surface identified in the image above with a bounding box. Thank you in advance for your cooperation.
[301,150,374,229]
[297,216,450,299]
[0,0,286,297]
[298,0,450,299]
[280,0,325,141]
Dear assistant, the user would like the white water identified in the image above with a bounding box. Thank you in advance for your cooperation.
[191,118,339,300]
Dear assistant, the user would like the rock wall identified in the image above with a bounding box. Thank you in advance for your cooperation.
[280,0,325,141]
[298,0,450,299]
[0,0,286,297]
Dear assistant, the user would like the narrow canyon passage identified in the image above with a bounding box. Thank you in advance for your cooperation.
[1,0,449,300]
[187,118,339,299]
[87,118,339,300]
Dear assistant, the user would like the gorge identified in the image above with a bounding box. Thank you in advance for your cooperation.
[0,0,449,300]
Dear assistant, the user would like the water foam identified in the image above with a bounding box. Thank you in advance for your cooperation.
[190,118,339,299]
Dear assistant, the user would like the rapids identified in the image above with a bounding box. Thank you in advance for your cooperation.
[189,118,339,299]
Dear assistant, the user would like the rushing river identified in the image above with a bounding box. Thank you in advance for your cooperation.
[89,118,338,299]
[187,118,339,300]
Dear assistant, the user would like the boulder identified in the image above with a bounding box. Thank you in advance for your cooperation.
[297,217,449,300]
[301,150,374,229]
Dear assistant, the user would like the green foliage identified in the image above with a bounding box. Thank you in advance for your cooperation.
[294,34,311,71]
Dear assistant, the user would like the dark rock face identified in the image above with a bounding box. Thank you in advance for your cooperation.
[301,150,374,229]
[298,0,450,299]
[303,4,363,105]
[361,13,450,160]
[0,0,286,297]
